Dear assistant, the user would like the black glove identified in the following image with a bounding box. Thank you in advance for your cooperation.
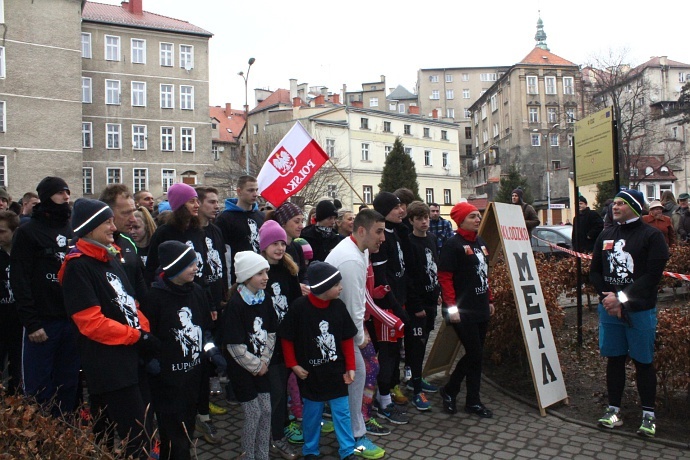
[138,330,161,355]
[145,358,161,375]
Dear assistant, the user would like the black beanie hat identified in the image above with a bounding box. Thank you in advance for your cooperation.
[72,198,114,238]
[315,200,338,222]
[578,195,587,205]
[37,176,70,203]
[373,191,401,218]
[307,261,342,295]
[159,241,198,279]
[511,188,524,201]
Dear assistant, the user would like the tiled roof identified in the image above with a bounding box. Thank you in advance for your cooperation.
[83,2,212,37]
[209,105,244,143]
[519,47,577,66]
[636,56,690,71]
[249,89,296,114]
[467,197,489,211]
[631,155,677,181]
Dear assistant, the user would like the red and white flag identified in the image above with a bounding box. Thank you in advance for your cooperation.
[257,122,329,207]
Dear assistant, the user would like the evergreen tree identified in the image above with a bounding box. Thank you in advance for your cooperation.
[379,137,420,199]
[594,180,617,212]
[495,166,534,204]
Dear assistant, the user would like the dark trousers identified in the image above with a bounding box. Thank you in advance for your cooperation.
[606,355,657,409]
[404,315,430,394]
[197,359,210,416]
[376,341,400,395]
[91,384,148,459]
[21,318,80,416]
[157,403,197,460]
[269,362,289,441]
[0,306,23,395]
[445,321,488,406]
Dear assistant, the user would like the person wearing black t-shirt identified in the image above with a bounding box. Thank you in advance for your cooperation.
[0,211,21,395]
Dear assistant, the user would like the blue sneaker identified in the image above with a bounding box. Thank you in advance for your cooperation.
[406,378,439,394]
[284,421,304,444]
[412,392,431,411]
[354,435,385,459]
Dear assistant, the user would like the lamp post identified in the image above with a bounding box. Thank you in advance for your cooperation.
[535,123,560,225]
[238,57,255,175]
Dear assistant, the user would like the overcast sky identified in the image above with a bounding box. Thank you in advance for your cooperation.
[98,0,687,107]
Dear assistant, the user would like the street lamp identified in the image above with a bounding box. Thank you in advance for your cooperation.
[238,57,255,175]
[534,123,560,225]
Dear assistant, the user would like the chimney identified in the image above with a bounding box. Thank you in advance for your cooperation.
[342,84,347,105]
[320,87,328,96]
[292,97,301,108]
[432,109,438,119]
[314,95,325,106]
[380,75,385,83]
[122,0,143,14]
[332,94,340,104]
[225,103,231,115]
[408,105,420,115]
[290,79,298,101]
[352,101,363,108]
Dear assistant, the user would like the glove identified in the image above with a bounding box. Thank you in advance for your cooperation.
[145,358,161,375]
[137,330,161,355]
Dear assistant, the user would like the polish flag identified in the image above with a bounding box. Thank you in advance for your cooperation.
[257,122,329,207]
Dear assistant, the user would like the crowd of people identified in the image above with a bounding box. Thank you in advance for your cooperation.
[0,175,674,459]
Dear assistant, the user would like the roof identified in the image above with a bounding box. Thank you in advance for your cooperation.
[631,156,678,182]
[249,89,297,115]
[387,85,417,101]
[209,105,244,143]
[82,1,213,37]
[467,197,489,211]
[518,47,577,67]
[635,56,690,71]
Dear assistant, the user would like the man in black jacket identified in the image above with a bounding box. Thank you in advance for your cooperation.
[573,196,604,253]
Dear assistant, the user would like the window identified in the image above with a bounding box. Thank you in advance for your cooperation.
[490,94,497,112]
[547,107,558,123]
[441,130,448,140]
[82,168,93,195]
[383,121,391,132]
[423,127,430,138]
[132,125,147,150]
[563,77,574,95]
[361,143,370,161]
[566,107,576,123]
[179,44,193,69]
[424,150,432,166]
[82,77,92,103]
[252,124,258,135]
[481,104,487,120]
[107,168,122,184]
[462,73,469,81]
[480,73,497,82]
[464,108,471,118]
[630,167,638,177]
[444,189,451,204]
[493,123,499,138]
[531,133,541,146]
[180,128,195,152]
[0,156,5,186]
[131,81,146,107]
[363,186,373,204]
[429,75,439,83]
[465,127,472,139]
[445,74,453,83]
[527,76,538,94]
[672,126,678,138]
[180,85,194,110]
[105,35,120,61]
[545,76,556,94]
[105,79,120,105]
[568,134,573,147]
[82,122,92,148]
[326,138,335,157]
[131,38,146,64]
[389,102,396,111]
[482,129,488,143]
[431,90,440,100]
[462,89,470,99]
[552,160,561,170]
[404,147,412,157]
[161,127,174,151]
[425,188,434,203]
[442,152,449,168]
[133,168,148,192]
[106,124,121,149]
[160,84,174,108]
[327,184,337,200]
[0,47,4,78]
[398,104,405,113]
[0,101,4,132]
[160,42,173,66]
[369,97,378,107]
[446,108,454,118]
[212,145,220,161]
[403,124,411,135]
[162,169,176,192]
[549,133,559,146]
[81,33,92,59]
[465,145,473,157]
[529,107,539,123]
[646,184,656,200]
[384,145,393,158]
[360,118,369,129]
[446,89,454,100]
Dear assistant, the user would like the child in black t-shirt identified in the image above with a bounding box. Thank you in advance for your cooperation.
[223,251,276,460]
[279,261,358,460]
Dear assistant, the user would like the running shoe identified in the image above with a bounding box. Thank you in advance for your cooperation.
[284,421,304,445]
[365,418,391,436]
[412,392,431,411]
[354,435,385,459]
[390,385,409,405]
[208,401,228,415]
[377,402,409,425]
[637,413,655,438]
[598,407,623,429]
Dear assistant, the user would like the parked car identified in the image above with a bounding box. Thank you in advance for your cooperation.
[531,225,573,258]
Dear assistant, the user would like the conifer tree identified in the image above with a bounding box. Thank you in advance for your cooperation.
[495,166,534,204]
[379,137,420,199]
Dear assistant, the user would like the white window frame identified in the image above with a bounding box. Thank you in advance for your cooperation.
[442,152,449,168]
[547,107,558,123]
[568,134,574,147]
[398,103,405,113]
[441,130,448,140]
[180,127,195,152]
[444,189,451,205]
[82,122,92,148]
[389,102,397,111]
[131,38,146,64]
[162,169,176,192]
[369,97,378,107]
[212,145,220,161]
[0,155,6,187]
[0,101,4,133]
[545,76,556,95]
[179,44,193,70]
[160,84,174,109]
[431,90,440,100]
[527,75,538,94]
[161,126,174,151]
[363,186,373,204]
[104,35,120,61]
[106,123,121,149]
[549,133,559,146]
[446,89,454,100]
[490,94,497,112]
[529,107,539,123]
[82,77,92,103]
[463,89,470,99]
[563,77,574,95]
[445,74,453,83]
[132,124,147,150]
[493,123,499,138]
[430,75,439,83]
[531,133,541,146]
[82,167,93,195]
[404,147,412,157]
[566,108,576,123]
[446,108,454,118]
[424,150,432,166]
[0,47,4,79]
[105,79,121,105]
[107,167,122,184]
[326,138,335,157]
[81,33,92,59]
[425,188,434,203]
[131,81,146,107]
[481,104,487,120]
[384,145,392,158]
[133,168,148,193]
[180,85,194,110]
[462,73,469,81]
[361,143,370,161]
[160,42,173,67]
[464,108,471,119]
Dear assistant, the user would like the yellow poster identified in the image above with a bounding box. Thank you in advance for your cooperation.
[574,107,615,186]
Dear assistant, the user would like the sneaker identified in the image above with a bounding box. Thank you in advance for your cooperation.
[390,385,409,405]
[195,417,222,444]
[354,435,385,459]
[270,438,300,460]
[637,413,656,438]
[209,376,223,395]
[377,402,409,425]
[406,378,438,394]
[598,407,623,429]
[284,421,304,445]
[365,418,390,436]
[412,392,431,411]
[439,386,457,414]
[321,419,334,434]
[209,401,228,415]
[403,366,412,383]
[465,403,493,418]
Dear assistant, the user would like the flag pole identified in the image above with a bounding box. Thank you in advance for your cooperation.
[327,157,365,204]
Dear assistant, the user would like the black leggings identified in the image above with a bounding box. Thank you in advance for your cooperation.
[404,315,430,394]
[376,341,400,396]
[606,355,656,410]
[157,403,197,460]
[445,321,488,407]
[91,384,148,459]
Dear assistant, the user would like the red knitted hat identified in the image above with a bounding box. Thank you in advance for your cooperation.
[450,202,478,228]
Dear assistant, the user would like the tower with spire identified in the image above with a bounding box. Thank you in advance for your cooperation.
[534,11,549,51]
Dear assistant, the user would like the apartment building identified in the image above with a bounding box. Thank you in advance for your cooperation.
[0,0,84,198]
[81,0,212,198]
[208,103,245,195]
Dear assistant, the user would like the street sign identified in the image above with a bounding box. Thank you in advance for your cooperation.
[549,204,565,209]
